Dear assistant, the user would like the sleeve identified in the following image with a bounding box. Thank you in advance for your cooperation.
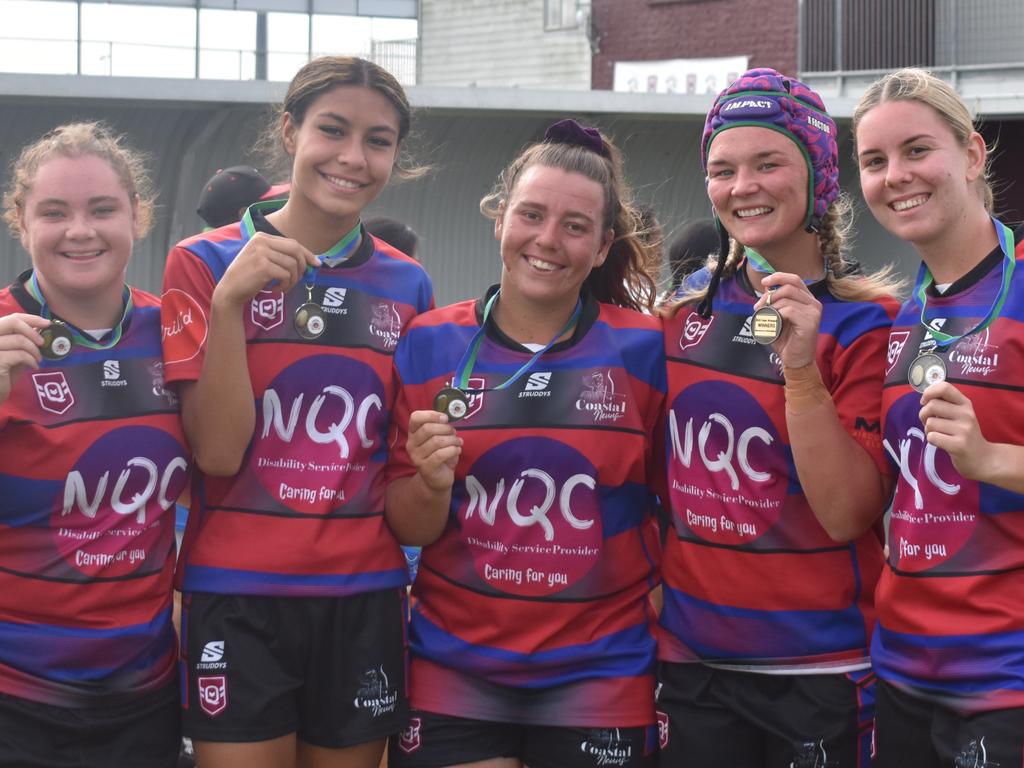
[826,301,896,476]
[386,339,418,484]
[160,244,216,385]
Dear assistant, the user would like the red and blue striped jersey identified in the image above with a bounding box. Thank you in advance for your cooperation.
[659,271,895,670]
[876,233,1024,713]
[389,290,666,727]
[161,212,433,597]
[0,278,188,706]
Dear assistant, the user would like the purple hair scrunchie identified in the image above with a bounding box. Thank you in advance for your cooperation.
[543,118,609,159]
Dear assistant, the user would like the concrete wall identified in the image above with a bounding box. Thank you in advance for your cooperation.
[591,0,800,90]
[419,0,591,89]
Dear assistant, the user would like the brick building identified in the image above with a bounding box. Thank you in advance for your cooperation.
[590,0,800,90]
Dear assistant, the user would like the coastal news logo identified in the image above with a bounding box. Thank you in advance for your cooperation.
[352,665,398,718]
[576,370,626,422]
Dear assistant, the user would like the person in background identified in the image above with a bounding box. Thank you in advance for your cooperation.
[0,121,188,767]
[161,56,433,768]
[196,165,289,230]
[666,218,719,292]
[853,67,1024,768]
[365,216,420,261]
[656,69,902,768]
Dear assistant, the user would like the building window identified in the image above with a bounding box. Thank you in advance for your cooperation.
[545,0,578,30]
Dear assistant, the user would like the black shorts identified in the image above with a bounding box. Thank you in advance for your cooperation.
[388,710,658,768]
[0,682,179,768]
[874,678,1024,768]
[181,589,408,747]
[656,662,874,767]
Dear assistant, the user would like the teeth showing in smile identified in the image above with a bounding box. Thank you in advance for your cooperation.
[324,173,363,190]
[892,195,928,212]
[62,251,102,258]
[736,207,772,218]
[527,256,559,272]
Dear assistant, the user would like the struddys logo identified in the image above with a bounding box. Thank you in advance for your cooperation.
[198,676,227,717]
[575,370,627,423]
[458,437,602,597]
[580,728,632,767]
[53,426,187,579]
[32,371,74,415]
[252,355,385,514]
[369,302,402,349]
[948,329,1000,378]
[352,665,399,717]
[887,330,910,376]
[666,380,786,545]
[884,394,979,573]
[679,312,713,352]
[250,289,284,331]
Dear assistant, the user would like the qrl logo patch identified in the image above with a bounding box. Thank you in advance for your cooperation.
[32,372,75,415]
[657,711,670,750]
[250,290,284,331]
[680,312,713,351]
[399,717,422,754]
[886,330,909,375]
[198,675,227,716]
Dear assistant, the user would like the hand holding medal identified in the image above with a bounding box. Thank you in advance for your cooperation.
[406,409,463,493]
[0,313,51,405]
[752,272,824,367]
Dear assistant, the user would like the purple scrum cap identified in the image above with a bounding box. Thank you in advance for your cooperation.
[544,118,609,158]
[701,68,839,232]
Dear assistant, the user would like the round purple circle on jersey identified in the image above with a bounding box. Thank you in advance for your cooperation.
[51,425,187,579]
[251,354,386,515]
[457,437,602,597]
[885,394,979,572]
[666,381,786,545]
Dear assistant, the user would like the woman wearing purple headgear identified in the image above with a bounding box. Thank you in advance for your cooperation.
[656,68,903,766]
[855,69,1024,768]
[385,119,665,768]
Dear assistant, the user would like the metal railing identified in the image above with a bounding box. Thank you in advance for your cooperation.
[801,0,1024,81]
[0,34,417,84]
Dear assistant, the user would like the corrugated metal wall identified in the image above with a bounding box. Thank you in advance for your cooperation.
[0,96,916,306]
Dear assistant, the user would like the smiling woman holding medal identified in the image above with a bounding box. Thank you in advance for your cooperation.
[655,69,902,767]
[854,68,1024,768]
[384,120,664,768]
[0,123,189,767]
[159,57,433,768]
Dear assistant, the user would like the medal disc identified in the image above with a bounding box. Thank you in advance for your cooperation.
[295,303,326,339]
[434,387,469,421]
[751,306,783,345]
[908,352,947,393]
[40,321,74,360]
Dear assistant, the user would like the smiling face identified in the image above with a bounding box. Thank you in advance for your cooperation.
[495,164,613,316]
[18,152,138,311]
[282,84,401,233]
[705,126,811,258]
[855,99,986,249]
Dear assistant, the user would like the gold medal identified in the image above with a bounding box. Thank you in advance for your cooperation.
[433,387,469,421]
[40,320,74,360]
[908,352,946,393]
[751,290,782,345]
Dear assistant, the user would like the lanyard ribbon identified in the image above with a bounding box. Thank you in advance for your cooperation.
[453,291,582,393]
[914,217,1015,351]
[240,200,362,282]
[743,247,825,285]
[26,271,133,351]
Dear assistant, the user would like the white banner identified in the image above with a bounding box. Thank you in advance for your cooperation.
[613,56,749,95]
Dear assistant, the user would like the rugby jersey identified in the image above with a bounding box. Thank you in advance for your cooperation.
[162,206,433,597]
[876,228,1024,713]
[389,288,666,727]
[0,277,188,706]
[659,269,895,670]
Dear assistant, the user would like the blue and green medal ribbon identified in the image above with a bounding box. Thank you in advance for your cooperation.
[914,217,1015,351]
[27,270,133,351]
